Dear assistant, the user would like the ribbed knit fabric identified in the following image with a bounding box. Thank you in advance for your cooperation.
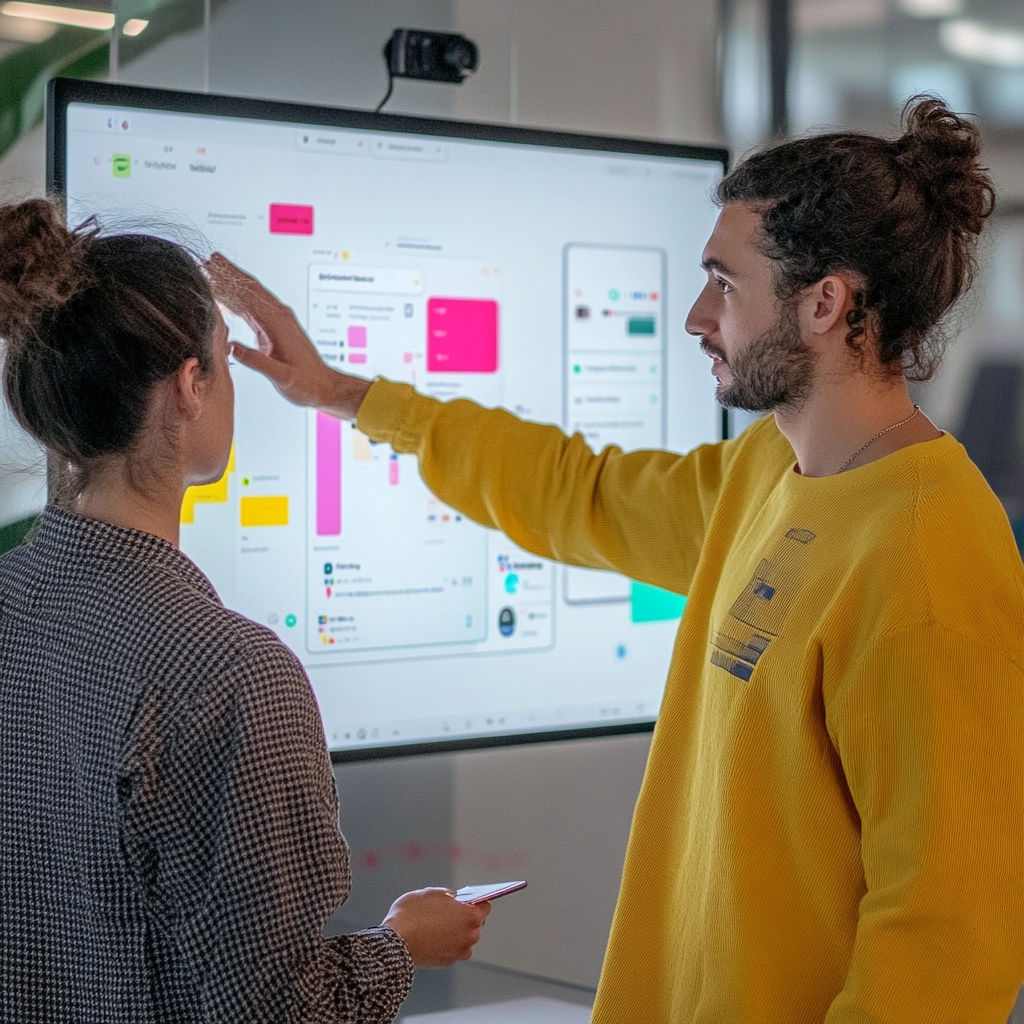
[358,379,1024,1024]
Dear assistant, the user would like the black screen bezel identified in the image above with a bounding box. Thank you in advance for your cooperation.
[46,77,728,762]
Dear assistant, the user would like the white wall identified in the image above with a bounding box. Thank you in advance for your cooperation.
[451,0,721,144]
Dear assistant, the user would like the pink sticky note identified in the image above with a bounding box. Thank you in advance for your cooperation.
[269,203,314,235]
[347,325,367,348]
[348,353,367,364]
[427,298,499,373]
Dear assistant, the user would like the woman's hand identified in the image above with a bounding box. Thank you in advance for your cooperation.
[206,253,371,420]
[382,888,491,968]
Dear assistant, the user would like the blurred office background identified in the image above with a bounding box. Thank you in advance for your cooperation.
[0,1,1021,1019]
[723,0,1024,541]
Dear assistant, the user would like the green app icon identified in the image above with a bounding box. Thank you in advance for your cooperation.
[112,154,131,178]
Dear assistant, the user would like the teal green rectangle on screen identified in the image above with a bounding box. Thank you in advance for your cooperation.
[627,317,656,335]
[631,581,687,623]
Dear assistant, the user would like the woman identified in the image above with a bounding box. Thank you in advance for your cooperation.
[0,199,487,1024]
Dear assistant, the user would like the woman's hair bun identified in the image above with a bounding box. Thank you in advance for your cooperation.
[894,94,995,236]
[0,199,97,344]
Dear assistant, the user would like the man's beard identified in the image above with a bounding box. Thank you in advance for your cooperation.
[701,301,817,413]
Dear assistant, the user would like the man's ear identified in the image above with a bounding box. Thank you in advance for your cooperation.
[806,274,856,337]
[170,357,204,421]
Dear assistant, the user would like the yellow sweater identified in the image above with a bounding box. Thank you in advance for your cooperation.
[357,380,1024,1023]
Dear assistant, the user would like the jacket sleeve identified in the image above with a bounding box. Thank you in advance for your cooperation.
[356,378,735,595]
[121,632,414,1024]
[825,623,1024,1023]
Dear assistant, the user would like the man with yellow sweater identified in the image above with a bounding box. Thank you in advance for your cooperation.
[223,96,1024,1022]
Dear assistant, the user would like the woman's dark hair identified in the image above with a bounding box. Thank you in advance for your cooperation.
[717,95,995,380]
[0,198,217,497]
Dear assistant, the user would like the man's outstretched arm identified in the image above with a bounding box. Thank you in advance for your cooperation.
[213,255,734,594]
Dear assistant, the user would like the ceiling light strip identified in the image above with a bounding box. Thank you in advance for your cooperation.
[0,2,115,30]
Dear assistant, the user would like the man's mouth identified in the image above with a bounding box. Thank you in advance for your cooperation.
[700,338,727,364]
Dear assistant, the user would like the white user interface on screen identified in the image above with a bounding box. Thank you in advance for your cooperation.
[63,101,724,753]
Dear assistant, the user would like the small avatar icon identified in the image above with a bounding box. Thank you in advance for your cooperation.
[498,607,516,637]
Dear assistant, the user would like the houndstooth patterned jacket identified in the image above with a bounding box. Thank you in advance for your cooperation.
[0,506,414,1022]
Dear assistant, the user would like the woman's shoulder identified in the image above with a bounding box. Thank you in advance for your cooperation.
[2,507,310,703]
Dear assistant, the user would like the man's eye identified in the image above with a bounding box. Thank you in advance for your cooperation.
[716,278,732,293]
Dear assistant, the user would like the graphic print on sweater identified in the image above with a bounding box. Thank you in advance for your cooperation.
[710,527,817,681]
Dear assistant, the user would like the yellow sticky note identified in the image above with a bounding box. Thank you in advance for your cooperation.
[240,495,289,527]
[181,444,235,524]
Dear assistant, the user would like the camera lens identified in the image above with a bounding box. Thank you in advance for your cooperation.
[444,38,477,71]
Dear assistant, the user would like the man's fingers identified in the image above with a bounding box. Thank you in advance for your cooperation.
[231,341,283,382]
[207,253,282,321]
[207,252,260,292]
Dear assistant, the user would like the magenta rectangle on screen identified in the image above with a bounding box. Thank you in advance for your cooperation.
[427,298,499,373]
[269,203,314,235]
[347,325,367,348]
[348,353,367,364]
[316,411,341,535]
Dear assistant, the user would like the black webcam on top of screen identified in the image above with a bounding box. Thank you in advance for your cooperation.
[383,28,479,84]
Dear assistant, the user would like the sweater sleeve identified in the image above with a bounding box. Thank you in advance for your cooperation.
[356,378,733,595]
[121,632,414,1023]
[825,623,1024,1023]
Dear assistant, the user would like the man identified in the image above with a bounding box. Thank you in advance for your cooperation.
[220,96,1024,1022]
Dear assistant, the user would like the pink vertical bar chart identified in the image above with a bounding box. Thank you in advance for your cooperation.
[316,411,341,535]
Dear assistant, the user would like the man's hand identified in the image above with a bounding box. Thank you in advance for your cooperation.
[382,888,490,968]
[206,253,371,420]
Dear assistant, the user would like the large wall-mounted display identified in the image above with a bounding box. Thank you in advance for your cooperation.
[48,78,727,758]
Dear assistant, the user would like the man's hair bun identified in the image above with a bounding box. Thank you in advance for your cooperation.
[0,199,97,345]
[893,95,995,239]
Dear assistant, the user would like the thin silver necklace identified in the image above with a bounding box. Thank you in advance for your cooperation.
[836,405,920,474]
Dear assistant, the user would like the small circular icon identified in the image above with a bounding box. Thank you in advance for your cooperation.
[608,288,620,301]
[284,614,297,628]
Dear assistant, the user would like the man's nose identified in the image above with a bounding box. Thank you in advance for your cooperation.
[685,284,715,338]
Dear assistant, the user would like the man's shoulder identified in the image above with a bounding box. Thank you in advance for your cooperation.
[910,439,1024,656]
